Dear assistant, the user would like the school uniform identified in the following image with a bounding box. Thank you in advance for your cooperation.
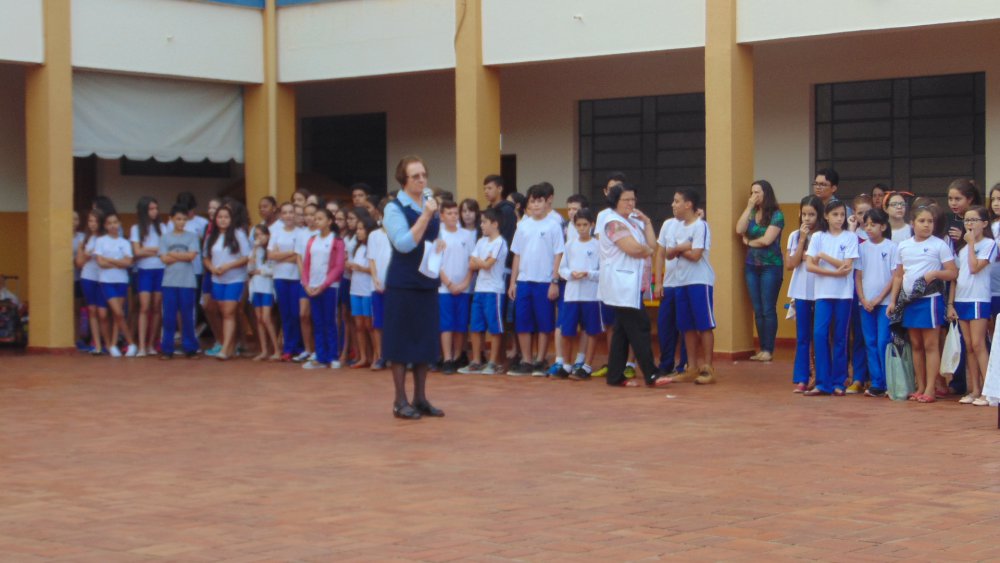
[892,224,913,242]
[159,229,201,355]
[294,228,319,299]
[302,232,345,365]
[510,215,565,334]
[897,236,953,329]
[806,230,859,393]
[954,238,998,320]
[856,238,899,392]
[80,236,106,308]
[94,235,133,300]
[667,218,716,333]
[249,247,276,308]
[558,237,602,337]
[208,230,251,302]
[470,235,509,335]
[786,230,815,385]
[595,208,616,329]
[349,245,374,317]
[269,225,305,355]
[340,234,358,312]
[990,222,1000,316]
[367,228,393,330]
[849,235,869,386]
[73,231,85,298]
[438,227,476,333]
[130,224,166,293]
[656,218,687,373]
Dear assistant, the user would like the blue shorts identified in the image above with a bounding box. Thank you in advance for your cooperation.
[600,302,616,329]
[954,301,989,321]
[136,268,164,293]
[372,291,385,329]
[559,301,603,337]
[100,282,129,300]
[991,295,1000,317]
[212,281,245,302]
[439,293,472,332]
[514,281,556,333]
[350,294,372,317]
[81,279,106,307]
[298,284,309,300]
[902,295,944,329]
[676,284,716,332]
[251,292,274,307]
[471,292,505,335]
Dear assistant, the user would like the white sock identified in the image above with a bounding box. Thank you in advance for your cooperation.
[627,361,636,368]
[583,364,592,373]
[575,353,585,365]
[555,356,565,365]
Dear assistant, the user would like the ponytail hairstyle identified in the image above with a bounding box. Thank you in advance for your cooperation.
[314,208,339,236]
[136,196,161,240]
[799,196,824,252]
[947,178,983,207]
[354,213,378,257]
[205,206,239,260]
[819,199,848,233]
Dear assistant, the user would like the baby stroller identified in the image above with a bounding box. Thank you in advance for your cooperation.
[0,275,27,348]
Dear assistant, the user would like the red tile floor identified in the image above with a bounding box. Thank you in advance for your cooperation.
[2,349,1000,562]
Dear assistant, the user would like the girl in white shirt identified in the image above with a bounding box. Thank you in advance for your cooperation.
[854,208,899,396]
[203,206,251,361]
[131,197,166,357]
[95,213,137,358]
[336,208,356,363]
[785,196,820,393]
[886,192,913,242]
[268,203,305,360]
[889,206,957,403]
[347,215,378,368]
[988,185,1000,318]
[76,209,110,355]
[249,224,280,362]
[300,209,345,369]
[805,200,859,396]
[947,206,997,406]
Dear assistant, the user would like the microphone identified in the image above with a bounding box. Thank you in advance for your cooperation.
[422,187,434,203]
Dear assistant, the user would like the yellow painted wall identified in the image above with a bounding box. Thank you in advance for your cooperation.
[0,212,28,301]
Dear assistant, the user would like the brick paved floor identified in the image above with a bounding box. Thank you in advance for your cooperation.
[2,351,1000,562]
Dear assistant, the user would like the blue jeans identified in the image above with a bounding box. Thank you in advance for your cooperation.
[813,298,852,393]
[657,287,688,372]
[161,287,198,355]
[859,305,890,391]
[274,279,303,356]
[310,286,339,365]
[792,299,814,385]
[744,264,783,353]
[851,299,869,384]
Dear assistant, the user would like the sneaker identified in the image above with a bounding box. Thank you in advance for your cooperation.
[480,362,499,375]
[591,365,608,378]
[442,360,458,375]
[569,365,592,381]
[624,365,636,379]
[864,388,887,398]
[507,362,533,376]
[457,362,484,374]
[371,358,387,370]
[307,352,316,362]
[845,381,863,394]
[430,360,443,372]
[206,344,223,357]
[973,396,990,406]
[695,366,716,385]
[531,361,548,377]
[550,364,570,379]
[146,347,157,356]
[89,347,102,356]
[184,351,200,359]
[959,394,976,404]
[280,353,293,362]
[546,363,565,377]
[124,344,138,358]
[302,360,329,369]
[292,351,311,362]
[136,350,147,358]
[330,360,342,369]
[109,346,122,358]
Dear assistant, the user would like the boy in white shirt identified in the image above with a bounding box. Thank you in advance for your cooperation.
[367,199,393,371]
[436,201,476,374]
[507,184,565,376]
[459,208,509,375]
[559,209,602,380]
[654,216,688,375]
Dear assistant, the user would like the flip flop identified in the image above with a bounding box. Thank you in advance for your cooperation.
[917,394,936,403]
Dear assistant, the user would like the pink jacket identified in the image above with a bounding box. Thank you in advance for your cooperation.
[301,235,345,291]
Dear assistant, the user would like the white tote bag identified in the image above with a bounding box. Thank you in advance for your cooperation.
[939,321,962,376]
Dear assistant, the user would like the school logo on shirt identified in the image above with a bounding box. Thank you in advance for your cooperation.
[839,245,847,252]
[881,252,888,259]
[922,248,930,253]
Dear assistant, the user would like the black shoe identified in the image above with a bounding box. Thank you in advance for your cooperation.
[413,400,445,417]
[457,352,469,368]
[442,360,457,375]
[430,360,443,372]
[393,403,422,420]
[569,366,591,381]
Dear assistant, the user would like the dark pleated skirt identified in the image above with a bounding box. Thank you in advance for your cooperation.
[383,287,440,364]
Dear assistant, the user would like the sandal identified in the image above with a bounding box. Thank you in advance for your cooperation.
[748,352,763,361]
[833,388,846,396]
[652,376,673,388]
[618,379,641,388]
[803,388,829,396]
[917,394,936,403]
[793,383,807,393]
[907,392,922,401]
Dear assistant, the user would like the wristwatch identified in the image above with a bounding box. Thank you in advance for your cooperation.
[551,278,560,284]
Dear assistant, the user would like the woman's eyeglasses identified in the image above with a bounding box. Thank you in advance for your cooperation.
[963,218,987,224]
[887,202,907,208]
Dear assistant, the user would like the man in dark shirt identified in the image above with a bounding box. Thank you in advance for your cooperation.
[484,174,517,267]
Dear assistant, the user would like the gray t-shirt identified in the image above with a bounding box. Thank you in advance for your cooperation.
[159,230,201,288]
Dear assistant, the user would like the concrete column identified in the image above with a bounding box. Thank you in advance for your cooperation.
[24,0,74,351]
[244,0,296,222]
[454,0,501,203]
[705,0,755,357]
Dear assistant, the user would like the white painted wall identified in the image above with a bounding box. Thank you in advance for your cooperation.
[72,0,263,83]
[754,21,1000,203]
[483,0,704,66]
[296,71,456,193]
[0,64,27,212]
[740,0,1000,43]
[0,0,43,64]
[95,158,243,214]
[278,0,456,83]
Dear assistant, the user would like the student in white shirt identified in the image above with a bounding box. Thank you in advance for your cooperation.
[268,203,306,360]
[347,214,378,369]
[889,206,957,403]
[854,208,898,397]
[203,205,251,361]
[458,208,509,375]
[300,208,345,370]
[367,207,393,371]
[337,207,358,363]
[249,223,280,361]
[95,212,137,358]
[654,216,688,376]
[886,192,913,242]
[293,203,321,362]
[559,208,602,380]
[947,206,997,406]
[989,185,1000,317]
[435,201,476,374]
[804,199,859,395]
[845,195,873,392]
[663,188,717,385]
[786,197,821,392]
[506,184,565,376]
[76,209,110,355]
[131,197,166,357]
